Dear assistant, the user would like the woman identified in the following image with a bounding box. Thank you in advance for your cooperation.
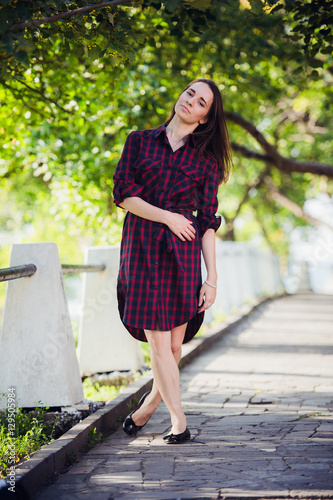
[113,78,232,444]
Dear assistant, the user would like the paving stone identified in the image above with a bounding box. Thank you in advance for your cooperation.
[55,473,89,485]
[88,470,143,486]
[102,459,142,471]
[34,293,333,500]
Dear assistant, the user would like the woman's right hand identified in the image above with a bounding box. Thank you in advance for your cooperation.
[165,212,196,241]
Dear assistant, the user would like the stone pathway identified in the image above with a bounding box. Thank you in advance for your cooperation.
[35,292,333,499]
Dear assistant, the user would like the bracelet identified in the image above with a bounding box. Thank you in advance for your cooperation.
[205,280,217,289]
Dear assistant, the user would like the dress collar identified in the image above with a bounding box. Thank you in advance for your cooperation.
[149,124,196,147]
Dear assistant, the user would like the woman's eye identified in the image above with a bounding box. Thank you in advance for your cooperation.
[199,102,204,107]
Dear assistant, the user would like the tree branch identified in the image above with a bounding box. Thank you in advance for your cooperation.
[19,80,72,114]
[9,0,135,31]
[231,143,272,163]
[251,206,277,253]
[225,111,280,160]
[221,164,271,240]
[233,164,271,219]
[264,176,333,231]
[227,111,333,178]
[1,82,49,119]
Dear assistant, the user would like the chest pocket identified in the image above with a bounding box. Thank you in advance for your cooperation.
[134,157,161,171]
[178,164,205,186]
[134,157,161,188]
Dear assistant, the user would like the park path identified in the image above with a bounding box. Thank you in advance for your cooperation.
[35,292,333,499]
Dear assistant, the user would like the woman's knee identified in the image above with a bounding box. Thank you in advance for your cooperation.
[145,329,172,356]
[170,322,187,354]
[170,338,182,354]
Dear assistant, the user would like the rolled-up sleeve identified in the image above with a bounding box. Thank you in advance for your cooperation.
[196,162,221,236]
[113,131,144,208]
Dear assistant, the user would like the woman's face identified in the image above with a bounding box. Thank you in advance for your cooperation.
[174,81,214,126]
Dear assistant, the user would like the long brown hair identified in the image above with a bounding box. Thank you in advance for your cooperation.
[165,78,233,184]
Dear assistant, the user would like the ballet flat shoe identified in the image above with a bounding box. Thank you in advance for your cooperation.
[123,391,151,436]
[164,427,191,444]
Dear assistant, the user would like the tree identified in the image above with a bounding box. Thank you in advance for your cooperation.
[0,0,332,266]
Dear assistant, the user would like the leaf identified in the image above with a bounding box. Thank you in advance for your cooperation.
[164,0,182,13]
[321,46,333,55]
[12,75,26,81]
[308,58,323,68]
[184,0,212,11]
[249,0,264,16]
[270,4,283,13]
[14,50,29,65]
[0,16,8,35]
[107,13,115,26]
[310,69,320,79]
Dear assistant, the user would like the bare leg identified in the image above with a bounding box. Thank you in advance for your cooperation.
[130,322,187,431]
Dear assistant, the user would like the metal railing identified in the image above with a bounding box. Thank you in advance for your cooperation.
[0,263,106,282]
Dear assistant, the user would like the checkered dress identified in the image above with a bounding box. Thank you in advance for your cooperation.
[113,125,221,343]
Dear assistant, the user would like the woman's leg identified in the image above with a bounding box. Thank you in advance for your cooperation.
[131,322,187,433]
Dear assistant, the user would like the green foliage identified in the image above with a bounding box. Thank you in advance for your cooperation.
[268,0,333,60]
[83,378,125,402]
[141,342,151,367]
[0,399,55,479]
[0,0,142,82]
[0,0,332,269]
[87,426,104,449]
[65,449,78,467]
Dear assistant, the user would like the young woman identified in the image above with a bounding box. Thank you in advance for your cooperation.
[113,78,232,444]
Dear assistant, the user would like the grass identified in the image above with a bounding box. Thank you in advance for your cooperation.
[0,402,56,479]
[83,379,125,402]
[0,360,149,479]
[0,369,136,479]
[87,427,105,449]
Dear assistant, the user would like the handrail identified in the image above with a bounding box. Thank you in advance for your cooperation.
[0,264,37,282]
[62,264,106,274]
[0,263,106,282]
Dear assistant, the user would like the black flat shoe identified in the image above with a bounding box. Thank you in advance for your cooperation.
[123,391,151,436]
[164,427,191,444]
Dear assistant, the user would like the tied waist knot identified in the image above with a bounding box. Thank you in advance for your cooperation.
[153,209,195,272]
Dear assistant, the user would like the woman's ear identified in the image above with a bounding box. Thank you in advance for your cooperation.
[199,114,209,125]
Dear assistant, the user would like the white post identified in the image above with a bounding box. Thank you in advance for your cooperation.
[77,246,144,377]
[0,243,83,410]
[236,243,256,303]
[297,261,313,292]
[248,247,263,297]
[274,253,284,294]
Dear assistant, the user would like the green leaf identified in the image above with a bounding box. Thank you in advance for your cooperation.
[184,0,212,11]
[249,0,264,16]
[308,58,323,68]
[14,50,29,65]
[164,0,182,13]
[0,16,8,35]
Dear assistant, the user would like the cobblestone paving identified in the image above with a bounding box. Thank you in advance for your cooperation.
[35,292,333,499]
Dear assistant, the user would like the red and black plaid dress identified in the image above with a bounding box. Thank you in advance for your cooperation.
[113,124,221,344]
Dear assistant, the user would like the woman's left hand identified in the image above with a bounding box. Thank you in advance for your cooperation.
[198,281,216,313]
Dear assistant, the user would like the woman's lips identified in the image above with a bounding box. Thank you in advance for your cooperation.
[181,105,190,113]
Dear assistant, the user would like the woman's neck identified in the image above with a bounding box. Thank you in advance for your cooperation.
[166,115,197,141]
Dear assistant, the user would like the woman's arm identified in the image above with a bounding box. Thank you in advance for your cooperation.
[120,196,196,241]
[198,228,218,313]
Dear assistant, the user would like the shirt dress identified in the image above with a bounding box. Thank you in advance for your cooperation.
[113,124,221,344]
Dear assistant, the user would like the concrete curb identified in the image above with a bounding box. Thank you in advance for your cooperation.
[14,293,287,498]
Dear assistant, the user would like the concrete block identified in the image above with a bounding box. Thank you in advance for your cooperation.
[0,243,83,409]
[77,246,144,376]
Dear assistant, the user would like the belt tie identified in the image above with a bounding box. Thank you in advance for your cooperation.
[153,225,185,272]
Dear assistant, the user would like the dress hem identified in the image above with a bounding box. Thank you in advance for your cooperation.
[118,297,205,344]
